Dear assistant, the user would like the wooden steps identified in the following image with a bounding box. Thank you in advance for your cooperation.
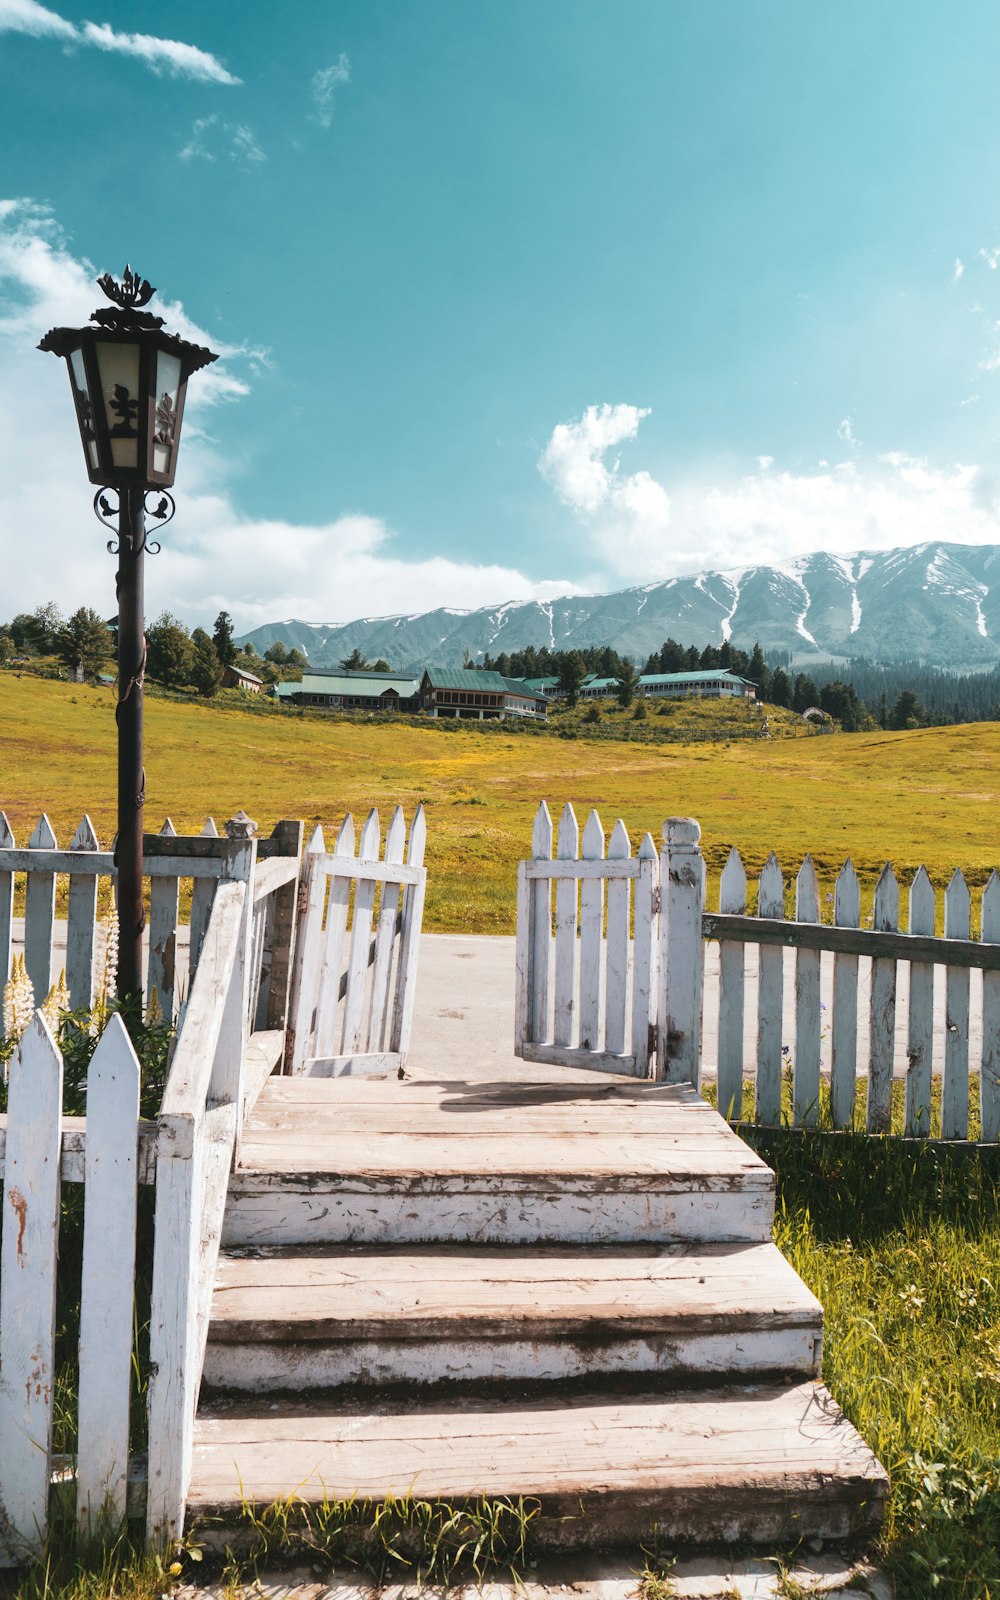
[223,1079,775,1246]
[191,1383,885,1549]
[189,1075,887,1551]
[203,1241,823,1390]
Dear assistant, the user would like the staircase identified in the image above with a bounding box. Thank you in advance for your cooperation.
[187,1076,886,1551]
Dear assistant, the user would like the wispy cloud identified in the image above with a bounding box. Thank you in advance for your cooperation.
[180,115,265,168]
[954,257,965,283]
[0,0,239,83]
[311,54,350,127]
[977,247,1000,271]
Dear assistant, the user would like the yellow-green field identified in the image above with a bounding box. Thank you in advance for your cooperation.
[2,674,999,931]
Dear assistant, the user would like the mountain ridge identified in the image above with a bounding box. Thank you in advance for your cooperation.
[236,540,1000,672]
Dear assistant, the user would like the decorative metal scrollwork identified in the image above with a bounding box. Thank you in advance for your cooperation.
[94,487,175,555]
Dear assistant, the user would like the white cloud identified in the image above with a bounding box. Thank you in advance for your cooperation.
[0,0,238,82]
[179,115,265,167]
[79,21,239,83]
[0,199,578,630]
[978,247,1000,271]
[311,55,350,127]
[0,0,73,38]
[538,398,1000,581]
[538,403,673,576]
[954,257,965,282]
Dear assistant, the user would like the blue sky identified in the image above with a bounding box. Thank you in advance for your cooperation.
[4,0,1000,629]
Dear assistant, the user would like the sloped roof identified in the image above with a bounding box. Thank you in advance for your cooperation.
[639,670,754,686]
[275,672,419,698]
[422,668,509,692]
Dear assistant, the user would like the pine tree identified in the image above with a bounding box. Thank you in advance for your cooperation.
[191,628,222,696]
[212,611,237,668]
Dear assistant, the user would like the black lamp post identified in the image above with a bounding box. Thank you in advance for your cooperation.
[39,266,218,1010]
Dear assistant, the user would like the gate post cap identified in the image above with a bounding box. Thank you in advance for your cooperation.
[664,816,701,847]
[225,809,258,839]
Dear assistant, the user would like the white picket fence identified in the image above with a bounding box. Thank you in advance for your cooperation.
[287,806,427,1076]
[702,847,1000,1141]
[515,803,659,1076]
[515,804,1000,1142]
[0,1013,149,1558]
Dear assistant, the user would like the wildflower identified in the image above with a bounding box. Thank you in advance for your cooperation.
[146,986,164,1027]
[94,907,119,1027]
[3,954,35,1044]
[899,1283,925,1314]
[40,969,69,1031]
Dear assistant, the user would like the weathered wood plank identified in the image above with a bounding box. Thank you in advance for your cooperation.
[188,818,220,988]
[367,807,406,1052]
[830,860,860,1130]
[147,819,179,1020]
[388,806,427,1063]
[867,865,899,1134]
[160,882,246,1123]
[701,913,1000,969]
[341,811,381,1055]
[65,816,99,1013]
[982,872,1000,1143]
[528,801,552,1045]
[24,815,57,1004]
[716,848,746,1121]
[0,1015,63,1560]
[552,805,579,1048]
[578,811,606,1053]
[284,825,326,1073]
[313,816,354,1060]
[76,1016,140,1531]
[524,858,644,882]
[905,867,935,1138]
[793,857,821,1128]
[631,833,659,1077]
[660,818,704,1087]
[261,820,304,1034]
[0,813,13,1012]
[252,855,300,903]
[755,854,785,1126]
[942,869,971,1139]
[604,819,631,1058]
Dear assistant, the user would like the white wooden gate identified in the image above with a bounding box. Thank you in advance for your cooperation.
[285,805,427,1076]
[514,802,659,1076]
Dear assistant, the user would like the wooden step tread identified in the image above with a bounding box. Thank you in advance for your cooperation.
[237,1078,766,1180]
[208,1242,821,1341]
[189,1382,887,1547]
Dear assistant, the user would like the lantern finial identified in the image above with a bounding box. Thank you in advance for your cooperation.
[96,264,156,311]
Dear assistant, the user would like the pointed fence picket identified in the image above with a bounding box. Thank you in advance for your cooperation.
[285,805,427,1076]
[0,1012,146,1562]
[514,802,659,1076]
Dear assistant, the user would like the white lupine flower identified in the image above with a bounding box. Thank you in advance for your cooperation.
[41,969,70,1031]
[3,954,35,1043]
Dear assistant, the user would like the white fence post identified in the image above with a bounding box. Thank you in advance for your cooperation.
[0,1014,63,1561]
[905,866,935,1138]
[66,816,100,1012]
[76,1015,141,1532]
[982,871,1000,1143]
[830,860,860,1129]
[604,819,631,1057]
[552,805,579,1049]
[755,853,785,1125]
[942,869,971,1139]
[793,856,821,1128]
[147,818,179,1019]
[578,811,605,1053]
[717,847,746,1121]
[659,817,704,1086]
[285,824,326,1073]
[631,832,659,1076]
[867,864,899,1134]
[24,815,57,1003]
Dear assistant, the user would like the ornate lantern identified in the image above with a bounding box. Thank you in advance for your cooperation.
[38,264,217,489]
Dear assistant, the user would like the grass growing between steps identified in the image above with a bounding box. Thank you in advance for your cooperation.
[209,1491,541,1588]
[742,1125,1000,1600]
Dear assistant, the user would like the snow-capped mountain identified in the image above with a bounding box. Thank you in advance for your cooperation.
[236,541,1000,671]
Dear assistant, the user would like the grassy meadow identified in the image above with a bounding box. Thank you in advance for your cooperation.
[2,672,999,930]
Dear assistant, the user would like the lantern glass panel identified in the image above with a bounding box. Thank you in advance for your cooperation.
[68,346,99,471]
[153,350,182,477]
[94,340,141,471]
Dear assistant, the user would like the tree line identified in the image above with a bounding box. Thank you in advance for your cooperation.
[0,604,308,696]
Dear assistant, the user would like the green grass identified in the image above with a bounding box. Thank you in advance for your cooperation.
[747,1129,1000,1599]
[3,672,1000,933]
